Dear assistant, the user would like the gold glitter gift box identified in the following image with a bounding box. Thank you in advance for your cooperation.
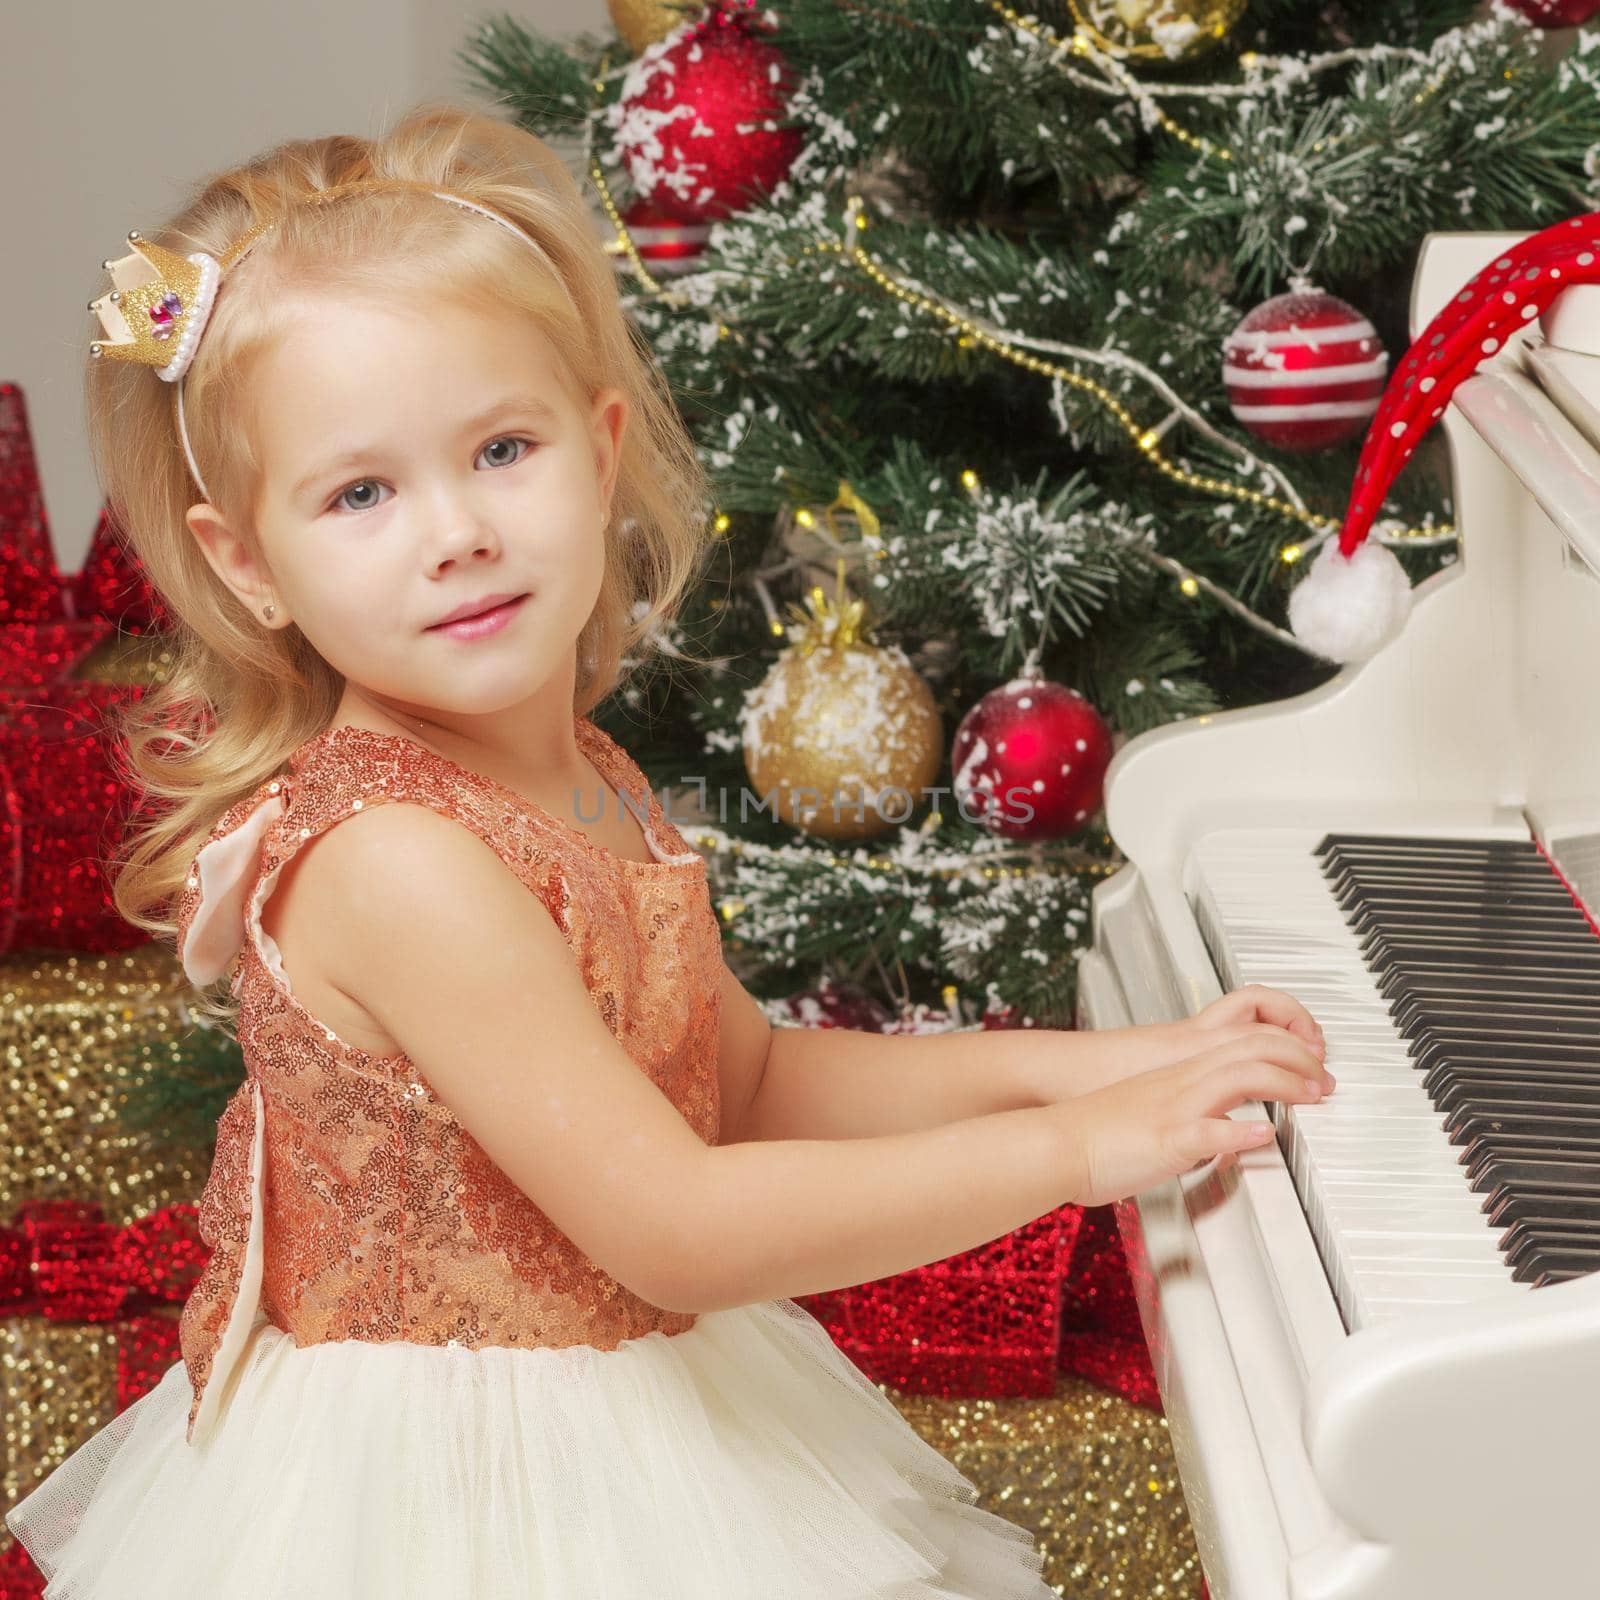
[0,945,232,1538]
[886,1375,1203,1598]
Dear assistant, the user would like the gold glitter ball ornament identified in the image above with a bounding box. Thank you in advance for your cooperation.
[1088,0,1246,59]
[607,0,704,53]
[742,562,943,843]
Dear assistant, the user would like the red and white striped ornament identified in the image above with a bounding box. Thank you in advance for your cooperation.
[1221,283,1389,452]
[616,197,709,278]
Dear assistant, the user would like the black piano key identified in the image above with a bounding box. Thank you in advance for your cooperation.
[1315,833,1539,861]
[1360,912,1600,942]
[1534,1264,1600,1286]
[1368,945,1600,976]
[1360,926,1594,956]
[1416,1038,1600,1073]
[1354,903,1600,933]
[1369,942,1600,973]
[1327,858,1556,882]
[1327,856,1557,881]
[1433,1078,1600,1114]
[1331,883,1568,908]
[1330,869,1569,903]
[1486,1191,1600,1227]
[1502,1217,1600,1258]
[1397,996,1600,1032]
[1345,888,1583,919]
[1383,970,1600,1005]
[1398,1016,1600,1049]
[1461,1136,1600,1181]
[1423,1065,1600,1101]
[1510,1235,1600,1286]
[1461,1121,1600,1147]
[1449,1107,1600,1141]
[1477,1158,1600,1191]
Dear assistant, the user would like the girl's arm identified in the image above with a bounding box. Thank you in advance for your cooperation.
[688,1024,1325,1313]
[736,1020,1055,1143]
[735,1011,1216,1143]
[732,989,1327,1144]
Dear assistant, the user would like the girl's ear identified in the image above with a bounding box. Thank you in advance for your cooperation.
[185,503,288,627]
[588,387,628,523]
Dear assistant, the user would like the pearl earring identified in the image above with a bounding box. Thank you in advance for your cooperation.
[262,602,276,621]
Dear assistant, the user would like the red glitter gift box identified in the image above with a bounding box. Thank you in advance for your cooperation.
[796,1203,1083,1397]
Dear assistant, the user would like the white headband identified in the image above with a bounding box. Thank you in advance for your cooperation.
[89,180,572,502]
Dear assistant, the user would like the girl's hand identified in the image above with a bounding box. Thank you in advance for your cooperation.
[1053,1024,1329,1208]
[1047,984,1326,1099]
[1191,982,1325,1058]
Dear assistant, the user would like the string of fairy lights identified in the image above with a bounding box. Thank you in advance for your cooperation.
[593,150,1448,650]
[983,0,1448,176]
[994,0,1236,162]
[985,0,1467,306]
[681,810,1123,973]
[584,6,1465,651]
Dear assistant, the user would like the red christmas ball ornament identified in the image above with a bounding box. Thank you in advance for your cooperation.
[951,669,1114,841]
[616,197,710,277]
[608,8,804,225]
[1507,0,1600,22]
[1222,283,1388,451]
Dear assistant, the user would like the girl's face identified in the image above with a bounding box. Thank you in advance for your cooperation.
[187,291,625,734]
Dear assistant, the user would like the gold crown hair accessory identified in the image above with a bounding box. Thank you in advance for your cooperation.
[85,181,574,502]
[89,233,221,383]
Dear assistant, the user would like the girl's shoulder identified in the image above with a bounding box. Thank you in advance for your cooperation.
[174,721,578,998]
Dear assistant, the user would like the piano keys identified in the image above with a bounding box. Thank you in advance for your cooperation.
[1076,228,1600,1600]
[1191,826,1600,1329]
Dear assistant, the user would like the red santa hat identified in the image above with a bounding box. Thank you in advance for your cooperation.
[1287,210,1600,664]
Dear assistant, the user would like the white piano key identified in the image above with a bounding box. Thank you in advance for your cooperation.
[1342,1232,1512,1265]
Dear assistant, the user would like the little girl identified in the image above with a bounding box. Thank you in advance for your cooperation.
[5,102,1329,1597]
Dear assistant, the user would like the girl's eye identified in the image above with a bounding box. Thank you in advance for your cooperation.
[326,435,536,515]
[478,435,531,469]
[331,479,388,515]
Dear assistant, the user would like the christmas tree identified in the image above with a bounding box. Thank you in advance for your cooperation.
[457,0,1600,1031]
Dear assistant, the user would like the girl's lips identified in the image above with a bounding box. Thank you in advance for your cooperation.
[427,593,530,640]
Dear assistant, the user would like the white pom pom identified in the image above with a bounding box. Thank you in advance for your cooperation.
[1287,535,1413,664]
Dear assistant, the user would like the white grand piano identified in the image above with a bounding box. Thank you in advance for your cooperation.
[1076,229,1600,1600]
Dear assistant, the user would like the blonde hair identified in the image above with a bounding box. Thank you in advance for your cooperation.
[98,101,715,1013]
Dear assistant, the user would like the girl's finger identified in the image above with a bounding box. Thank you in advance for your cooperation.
[1176,1117,1276,1168]
[1240,983,1322,1041]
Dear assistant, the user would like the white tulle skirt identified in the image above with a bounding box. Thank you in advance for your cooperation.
[5,1296,1059,1598]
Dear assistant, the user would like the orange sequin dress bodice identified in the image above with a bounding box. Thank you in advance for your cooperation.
[172,714,723,1446]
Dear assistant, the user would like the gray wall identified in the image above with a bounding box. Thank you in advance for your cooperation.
[2,0,606,572]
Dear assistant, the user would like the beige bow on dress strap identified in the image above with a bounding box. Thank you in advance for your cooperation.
[180,791,286,989]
